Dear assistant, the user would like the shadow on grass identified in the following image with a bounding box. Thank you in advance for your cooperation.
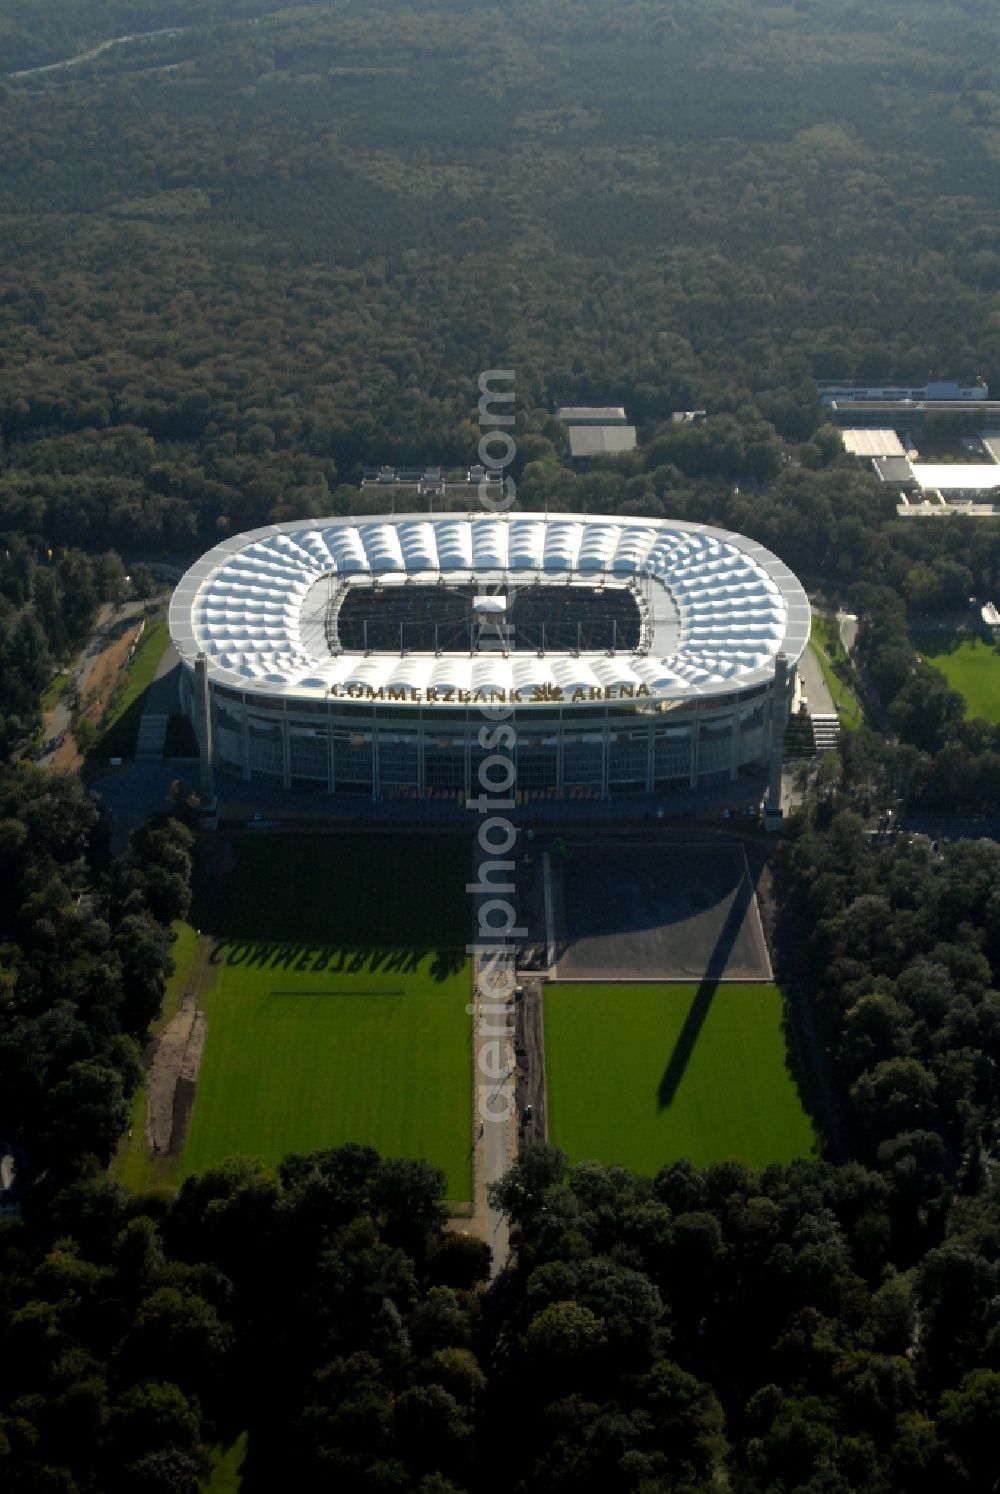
[656,858,757,1110]
[91,691,147,759]
[770,864,846,1161]
[912,627,994,658]
[191,833,473,982]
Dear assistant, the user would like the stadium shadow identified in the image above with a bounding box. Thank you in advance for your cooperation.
[657,853,760,1110]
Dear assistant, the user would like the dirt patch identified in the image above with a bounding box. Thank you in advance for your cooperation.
[50,614,146,774]
[78,620,146,729]
[144,939,212,1158]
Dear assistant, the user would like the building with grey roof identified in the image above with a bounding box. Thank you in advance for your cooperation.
[555,405,629,425]
[567,424,638,460]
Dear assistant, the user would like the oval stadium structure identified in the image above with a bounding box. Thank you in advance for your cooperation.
[168,513,810,800]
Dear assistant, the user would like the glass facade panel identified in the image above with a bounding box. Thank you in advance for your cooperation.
[425,751,466,788]
[333,730,372,787]
[289,730,328,782]
[472,750,514,795]
[563,736,602,787]
[215,702,243,771]
[380,743,419,787]
[608,731,649,784]
[699,717,734,775]
[248,717,282,779]
[654,728,691,782]
[517,750,557,789]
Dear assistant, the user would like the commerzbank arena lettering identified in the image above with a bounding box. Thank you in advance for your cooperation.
[328,682,653,704]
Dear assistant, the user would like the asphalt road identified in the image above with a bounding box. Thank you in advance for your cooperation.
[797,640,836,717]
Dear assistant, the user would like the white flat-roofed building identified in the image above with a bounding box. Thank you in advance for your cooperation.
[841,428,906,459]
[820,379,989,406]
[910,464,1000,494]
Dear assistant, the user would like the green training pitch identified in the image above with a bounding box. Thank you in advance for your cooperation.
[544,983,816,1172]
[915,633,1000,725]
[182,833,473,1200]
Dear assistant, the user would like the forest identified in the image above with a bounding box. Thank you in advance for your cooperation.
[3,0,1000,1488]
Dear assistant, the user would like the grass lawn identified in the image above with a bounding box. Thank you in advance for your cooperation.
[809,616,862,732]
[40,669,70,712]
[201,1433,247,1493]
[544,983,816,1173]
[914,632,1000,724]
[91,618,172,758]
[181,834,473,1201]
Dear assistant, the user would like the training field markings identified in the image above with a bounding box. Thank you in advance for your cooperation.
[268,988,406,998]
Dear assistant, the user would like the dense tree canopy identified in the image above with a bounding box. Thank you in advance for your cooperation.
[3,1,1000,1488]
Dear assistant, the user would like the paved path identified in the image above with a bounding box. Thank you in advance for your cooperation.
[797,639,837,717]
[469,841,516,1277]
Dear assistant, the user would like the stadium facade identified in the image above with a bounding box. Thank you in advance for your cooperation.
[168,513,810,801]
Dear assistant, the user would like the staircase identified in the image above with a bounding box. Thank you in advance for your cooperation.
[811,713,842,754]
[782,710,817,760]
[782,710,842,761]
[135,712,169,761]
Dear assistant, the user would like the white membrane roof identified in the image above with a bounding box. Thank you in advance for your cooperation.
[911,464,1000,492]
[169,513,810,705]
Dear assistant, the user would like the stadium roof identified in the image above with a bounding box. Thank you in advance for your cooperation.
[169,513,810,706]
[911,464,1000,492]
[840,428,906,459]
[567,425,638,458]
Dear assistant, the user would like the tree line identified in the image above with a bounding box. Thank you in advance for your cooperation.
[0,769,194,1182]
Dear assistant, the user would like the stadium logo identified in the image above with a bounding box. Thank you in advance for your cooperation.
[325,681,653,705]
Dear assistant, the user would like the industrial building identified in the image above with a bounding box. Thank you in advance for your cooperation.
[555,405,638,464]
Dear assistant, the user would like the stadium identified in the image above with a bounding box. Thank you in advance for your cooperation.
[168,513,810,800]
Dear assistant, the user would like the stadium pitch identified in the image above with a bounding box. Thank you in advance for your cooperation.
[180,833,473,1201]
[544,982,816,1171]
[555,842,772,982]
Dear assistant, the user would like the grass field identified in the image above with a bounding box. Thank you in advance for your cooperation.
[544,983,816,1172]
[915,632,1000,724]
[202,1434,247,1493]
[91,617,172,758]
[810,616,862,732]
[180,833,473,1200]
[40,669,70,712]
